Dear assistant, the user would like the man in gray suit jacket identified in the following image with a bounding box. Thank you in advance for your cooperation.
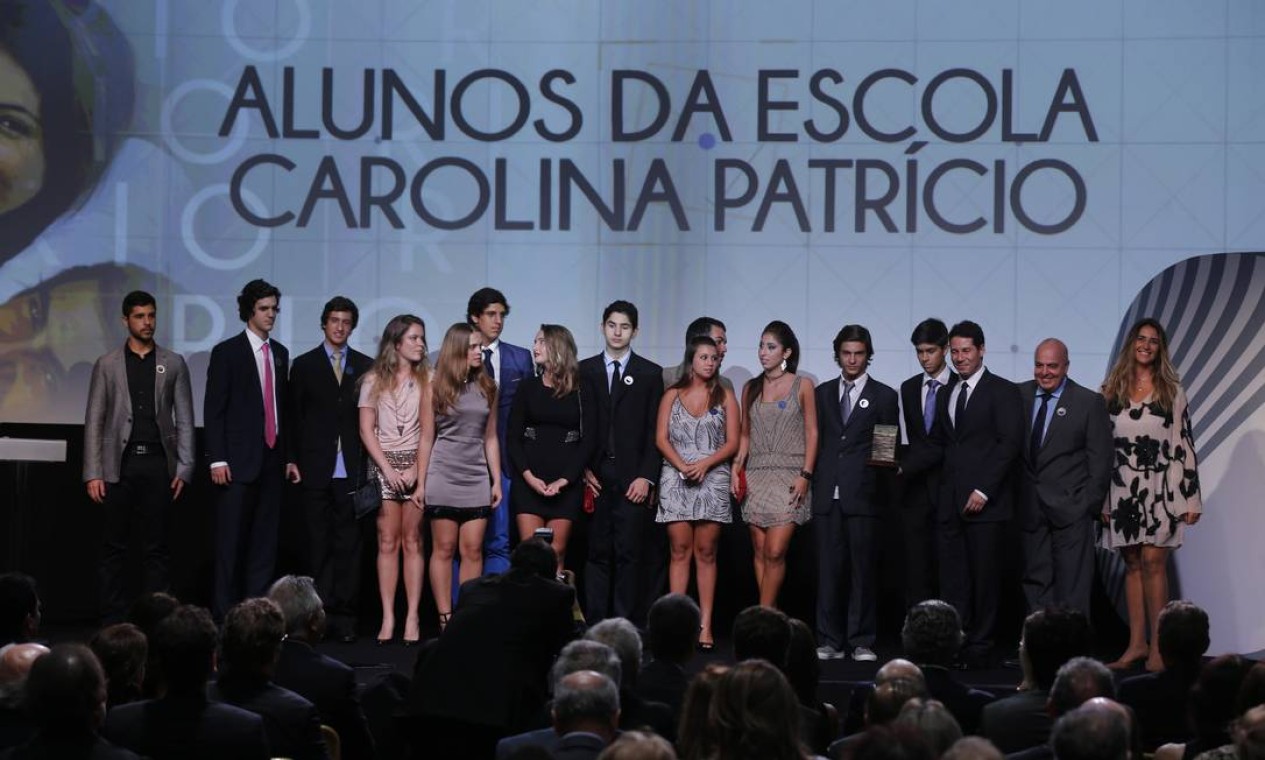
[83,291,194,623]
[1019,339,1113,616]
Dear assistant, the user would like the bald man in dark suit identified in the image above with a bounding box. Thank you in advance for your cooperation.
[1018,339,1113,616]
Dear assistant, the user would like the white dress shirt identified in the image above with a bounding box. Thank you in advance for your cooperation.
[210,329,279,470]
[898,365,953,445]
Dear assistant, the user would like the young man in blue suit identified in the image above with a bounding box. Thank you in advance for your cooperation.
[813,324,899,662]
[468,287,535,576]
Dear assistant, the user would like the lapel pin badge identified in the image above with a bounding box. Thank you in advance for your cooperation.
[1056,407,1067,416]
[623,375,634,386]
[858,398,870,409]
[156,365,166,374]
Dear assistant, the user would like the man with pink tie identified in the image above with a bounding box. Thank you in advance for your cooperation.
[204,279,291,618]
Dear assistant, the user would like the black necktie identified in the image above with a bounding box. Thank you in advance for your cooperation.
[954,381,970,428]
[1030,391,1051,461]
[483,348,495,381]
[607,359,622,455]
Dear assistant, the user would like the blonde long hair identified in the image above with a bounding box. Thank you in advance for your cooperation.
[431,322,496,415]
[536,324,579,398]
[364,314,428,401]
[1102,317,1181,414]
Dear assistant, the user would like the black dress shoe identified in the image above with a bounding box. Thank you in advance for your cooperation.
[338,633,357,644]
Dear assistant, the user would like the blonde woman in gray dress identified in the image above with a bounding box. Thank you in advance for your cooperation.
[656,336,739,650]
[415,323,502,632]
[358,315,428,645]
[734,321,818,609]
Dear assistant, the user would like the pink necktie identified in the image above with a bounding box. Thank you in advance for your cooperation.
[262,342,276,449]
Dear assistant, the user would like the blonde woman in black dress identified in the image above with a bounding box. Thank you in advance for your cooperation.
[507,324,597,570]
[1101,318,1201,672]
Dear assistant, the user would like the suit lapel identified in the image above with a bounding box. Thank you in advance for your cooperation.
[955,371,985,438]
[239,333,264,407]
[843,380,877,431]
[153,346,170,410]
[610,353,634,410]
[1039,380,1074,459]
[825,378,844,431]
[108,350,134,418]
[588,356,612,406]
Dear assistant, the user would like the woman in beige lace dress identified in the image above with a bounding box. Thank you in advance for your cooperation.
[734,321,818,608]
[358,315,428,645]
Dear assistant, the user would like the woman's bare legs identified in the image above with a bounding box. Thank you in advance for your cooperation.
[757,524,796,608]
[694,521,722,646]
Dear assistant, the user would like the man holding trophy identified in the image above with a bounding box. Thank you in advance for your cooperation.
[812,324,900,661]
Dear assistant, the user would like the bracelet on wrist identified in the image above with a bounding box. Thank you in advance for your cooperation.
[799,469,813,480]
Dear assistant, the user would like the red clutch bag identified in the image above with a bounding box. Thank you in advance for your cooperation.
[733,470,748,502]
[583,485,597,514]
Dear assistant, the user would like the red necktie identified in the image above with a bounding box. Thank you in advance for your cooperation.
[262,342,276,449]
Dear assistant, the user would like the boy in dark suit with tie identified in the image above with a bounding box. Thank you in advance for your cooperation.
[204,279,290,618]
[813,325,899,661]
[897,318,954,608]
[468,287,535,577]
[580,300,664,625]
[286,296,373,640]
[907,320,1024,668]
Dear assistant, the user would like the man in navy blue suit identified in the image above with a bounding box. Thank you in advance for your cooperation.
[897,318,954,608]
[581,301,664,625]
[285,297,373,641]
[468,287,535,576]
[905,321,1024,668]
[204,279,292,619]
[813,325,899,662]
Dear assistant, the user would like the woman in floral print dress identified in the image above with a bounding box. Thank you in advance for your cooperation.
[1101,318,1202,673]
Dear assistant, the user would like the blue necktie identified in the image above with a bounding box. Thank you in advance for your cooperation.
[840,380,855,425]
[483,348,495,381]
[1030,391,1052,461]
[923,378,939,434]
